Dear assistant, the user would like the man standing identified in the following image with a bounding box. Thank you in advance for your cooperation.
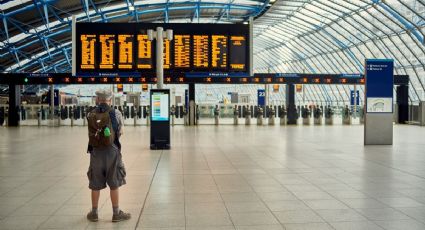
[86,89,131,222]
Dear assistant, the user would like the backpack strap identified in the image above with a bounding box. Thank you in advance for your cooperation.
[108,108,122,150]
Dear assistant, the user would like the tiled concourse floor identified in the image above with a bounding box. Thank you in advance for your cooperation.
[0,124,425,230]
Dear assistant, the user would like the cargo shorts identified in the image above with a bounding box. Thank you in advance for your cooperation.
[87,145,127,190]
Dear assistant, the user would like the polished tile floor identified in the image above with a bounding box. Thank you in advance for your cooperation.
[0,124,425,230]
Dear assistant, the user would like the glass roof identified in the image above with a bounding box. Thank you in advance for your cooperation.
[1,0,425,102]
[254,0,425,102]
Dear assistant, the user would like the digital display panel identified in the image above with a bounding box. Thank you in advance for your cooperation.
[163,39,171,69]
[174,35,191,68]
[137,34,153,69]
[80,35,96,69]
[211,35,227,69]
[229,35,246,71]
[193,35,209,68]
[151,92,169,121]
[99,34,115,69]
[118,35,133,69]
[76,23,249,74]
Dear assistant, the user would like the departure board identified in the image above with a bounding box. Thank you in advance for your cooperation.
[118,35,133,69]
[193,35,209,68]
[163,39,171,69]
[211,35,227,69]
[229,36,246,71]
[174,35,191,68]
[99,34,115,69]
[80,35,96,69]
[76,23,250,75]
[137,35,153,69]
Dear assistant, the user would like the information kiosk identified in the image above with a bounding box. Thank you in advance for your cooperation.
[150,89,170,149]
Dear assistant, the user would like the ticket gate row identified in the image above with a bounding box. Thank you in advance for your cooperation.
[210,104,365,126]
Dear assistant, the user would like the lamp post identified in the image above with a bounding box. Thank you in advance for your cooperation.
[147,27,173,89]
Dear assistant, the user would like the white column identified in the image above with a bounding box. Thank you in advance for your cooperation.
[156,27,164,89]
[72,15,76,76]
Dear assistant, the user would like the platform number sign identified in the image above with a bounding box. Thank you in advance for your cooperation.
[258,89,266,106]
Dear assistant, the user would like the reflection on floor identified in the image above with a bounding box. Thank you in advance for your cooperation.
[0,125,425,230]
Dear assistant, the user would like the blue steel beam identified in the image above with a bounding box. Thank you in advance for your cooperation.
[2,1,265,73]
[372,0,424,44]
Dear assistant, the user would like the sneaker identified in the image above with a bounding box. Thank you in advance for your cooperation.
[87,210,98,222]
[112,210,131,222]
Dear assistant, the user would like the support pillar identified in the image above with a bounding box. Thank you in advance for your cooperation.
[188,83,196,126]
[8,84,20,127]
[396,85,409,124]
[286,84,297,124]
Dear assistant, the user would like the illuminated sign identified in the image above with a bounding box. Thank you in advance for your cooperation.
[151,92,169,121]
[211,35,227,69]
[80,35,96,69]
[163,39,171,69]
[118,35,133,69]
[229,36,246,71]
[137,34,152,69]
[174,35,190,68]
[76,23,250,74]
[193,35,209,68]
[99,34,115,69]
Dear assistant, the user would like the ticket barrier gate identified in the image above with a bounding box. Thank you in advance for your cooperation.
[302,106,311,125]
[233,105,239,125]
[214,105,220,125]
[279,106,287,125]
[257,107,264,125]
[268,106,275,125]
[342,106,352,125]
[0,106,5,126]
[245,106,251,125]
[325,106,334,125]
[314,106,323,125]
[170,105,176,126]
[359,107,365,124]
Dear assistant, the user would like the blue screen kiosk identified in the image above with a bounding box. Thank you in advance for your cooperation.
[150,89,171,149]
[364,59,394,145]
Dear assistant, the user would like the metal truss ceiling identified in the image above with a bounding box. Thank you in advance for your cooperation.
[1,0,269,74]
[254,0,425,102]
[1,0,425,103]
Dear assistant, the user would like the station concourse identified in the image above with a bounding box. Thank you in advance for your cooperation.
[1,0,425,230]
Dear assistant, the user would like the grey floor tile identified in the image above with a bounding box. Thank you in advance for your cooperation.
[397,207,425,223]
[139,214,186,228]
[186,213,233,227]
[315,209,367,222]
[341,198,389,209]
[225,201,269,213]
[377,197,425,208]
[329,221,384,230]
[374,219,425,230]
[273,210,324,224]
[304,199,349,210]
[230,212,279,226]
[235,225,284,230]
[355,208,412,221]
[283,223,334,230]
[0,215,50,230]
[265,200,310,212]
[38,215,89,229]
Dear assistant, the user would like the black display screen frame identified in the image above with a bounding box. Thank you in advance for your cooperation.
[75,23,250,75]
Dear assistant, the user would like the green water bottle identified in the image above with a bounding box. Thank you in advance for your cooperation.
[104,127,111,137]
